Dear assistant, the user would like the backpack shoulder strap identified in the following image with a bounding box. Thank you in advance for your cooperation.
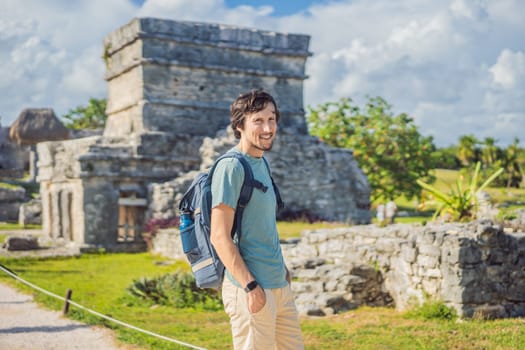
[208,152,266,242]
[262,157,284,211]
[232,155,254,242]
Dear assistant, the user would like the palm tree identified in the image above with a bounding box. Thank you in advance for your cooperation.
[481,137,498,167]
[503,137,523,188]
[457,134,479,167]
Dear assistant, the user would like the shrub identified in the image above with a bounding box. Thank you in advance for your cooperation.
[126,271,222,311]
[496,207,518,221]
[142,217,179,250]
[406,299,457,321]
[143,217,179,235]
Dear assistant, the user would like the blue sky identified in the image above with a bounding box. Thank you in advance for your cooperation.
[1,0,525,147]
[223,0,327,16]
[130,0,327,16]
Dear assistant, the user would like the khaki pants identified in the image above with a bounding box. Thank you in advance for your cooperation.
[222,278,304,350]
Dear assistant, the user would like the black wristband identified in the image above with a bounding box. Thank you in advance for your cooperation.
[244,280,258,293]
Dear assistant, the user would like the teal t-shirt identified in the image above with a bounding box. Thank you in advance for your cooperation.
[211,148,287,289]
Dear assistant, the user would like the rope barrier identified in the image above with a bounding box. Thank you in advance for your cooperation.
[0,264,207,350]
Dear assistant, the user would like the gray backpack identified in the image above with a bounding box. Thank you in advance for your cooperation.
[178,152,283,289]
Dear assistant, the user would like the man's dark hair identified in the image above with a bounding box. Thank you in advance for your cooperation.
[230,90,280,139]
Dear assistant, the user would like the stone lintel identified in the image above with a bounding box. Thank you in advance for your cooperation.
[104,17,311,58]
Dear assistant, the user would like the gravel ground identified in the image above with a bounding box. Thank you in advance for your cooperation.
[0,282,135,350]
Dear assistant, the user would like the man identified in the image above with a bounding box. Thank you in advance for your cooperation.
[210,90,304,349]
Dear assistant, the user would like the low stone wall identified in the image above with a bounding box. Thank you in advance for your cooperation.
[152,220,525,318]
[151,229,184,258]
[18,199,42,226]
[283,220,525,318]
[0,185,26,222]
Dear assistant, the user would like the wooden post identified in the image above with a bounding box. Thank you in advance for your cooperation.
[63,289,73,315]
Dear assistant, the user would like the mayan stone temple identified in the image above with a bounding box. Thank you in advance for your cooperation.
[37,17,370,252]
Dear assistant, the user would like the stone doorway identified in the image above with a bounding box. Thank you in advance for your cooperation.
[117,193,147,243]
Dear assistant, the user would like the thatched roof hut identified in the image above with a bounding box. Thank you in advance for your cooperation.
[9,108,70,145]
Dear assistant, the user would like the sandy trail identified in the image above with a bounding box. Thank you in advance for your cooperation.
[0,282,132,350]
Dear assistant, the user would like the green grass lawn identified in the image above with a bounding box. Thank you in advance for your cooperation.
[277,221,348,240]
[0,253,229,350]
[0,223,42,231]
[1,253,525,350]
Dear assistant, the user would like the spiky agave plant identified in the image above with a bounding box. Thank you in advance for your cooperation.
[127,272,222,310]
[127,276,167,304]
[417,162,503,222]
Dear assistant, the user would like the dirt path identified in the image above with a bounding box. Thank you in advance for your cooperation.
[0,282,134,350]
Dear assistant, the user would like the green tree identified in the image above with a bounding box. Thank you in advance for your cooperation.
[501,137,522,188]
[431,145,460,169]
[481,137,498,166]
[62,98,107,130]
[457,134,479,167]
[307,96,436,201]
[465,137,522,189]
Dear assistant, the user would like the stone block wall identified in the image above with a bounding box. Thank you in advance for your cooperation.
[37,134,199,251]
[0,120,27,221]
[0,126,28,179]
[267,134,370,223]
[18,198,42,226]
[148,128,371,224]
[281,220,525,318]
[0,185,25,222]
[103,17,310,140]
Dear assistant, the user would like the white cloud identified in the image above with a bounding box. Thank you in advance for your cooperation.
[291,0,525,146]
[450,0,489,21]
[1,0,524,147]
[139,0,221,20]
[0,0,135,123]
[138,0,277,28]
[492,113,522,134]
[487,0,525,25]
[490,49,525,89]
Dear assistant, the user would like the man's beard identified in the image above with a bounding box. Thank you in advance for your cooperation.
[252,139,274,152]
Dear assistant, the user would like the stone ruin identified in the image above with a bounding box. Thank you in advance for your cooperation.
[0,120,28,222]
[0,109,70,228]
[1,110,102,228]
[0,124,27,180]
[37,17,370,252]
[0,137,25,222]
[152,217,525,319]
[284,219,525,319]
